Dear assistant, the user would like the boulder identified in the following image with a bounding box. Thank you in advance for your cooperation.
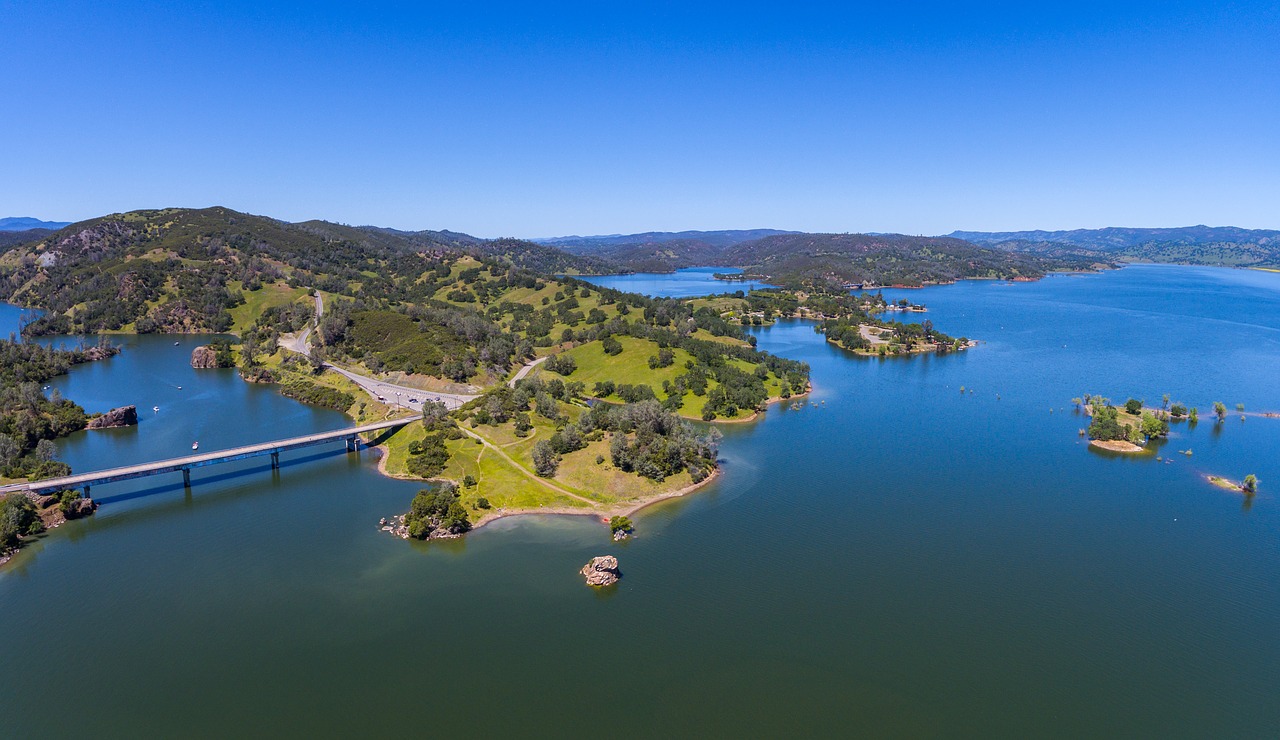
[191,345,218,369]
[580,555,621,587]
[66,498,97,519]
[87,405,138,429]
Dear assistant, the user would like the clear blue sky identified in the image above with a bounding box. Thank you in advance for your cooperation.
[2,1,1277,237]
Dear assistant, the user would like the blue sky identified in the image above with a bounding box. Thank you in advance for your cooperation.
[2,1,1277,237]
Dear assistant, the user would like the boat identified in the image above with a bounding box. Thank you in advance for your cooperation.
[153,406,160,413]
[174,341,179,346]
[192,442,199,450]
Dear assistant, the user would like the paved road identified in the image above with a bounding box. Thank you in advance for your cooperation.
[279,290,478,411]
[508,356,547,387]
[325,363,477,411]
[279,292,325,355]
[0,417,415,496]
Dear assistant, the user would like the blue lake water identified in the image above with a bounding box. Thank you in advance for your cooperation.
[580,266,771,297]
[1,265,1278,736]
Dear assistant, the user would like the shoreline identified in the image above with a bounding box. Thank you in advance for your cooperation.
[1089,439,1147,453]
[368,429,724,533]
[466,465,723,531]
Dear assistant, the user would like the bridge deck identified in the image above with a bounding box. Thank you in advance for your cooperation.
[0,417,415,496]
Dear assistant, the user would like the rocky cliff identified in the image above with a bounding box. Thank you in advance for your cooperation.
[86,405,138,429]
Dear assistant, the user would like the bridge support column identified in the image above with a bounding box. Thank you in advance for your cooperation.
[182,468,191,488]
[83,485,91,500]
[271,451,280,469]
[346,437,357,452]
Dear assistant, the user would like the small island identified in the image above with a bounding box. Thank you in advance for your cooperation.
[1077,395,1174,453]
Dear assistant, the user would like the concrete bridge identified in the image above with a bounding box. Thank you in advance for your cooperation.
[0,417,415,500]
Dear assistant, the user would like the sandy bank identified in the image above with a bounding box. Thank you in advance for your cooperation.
[1089,439,1146,453]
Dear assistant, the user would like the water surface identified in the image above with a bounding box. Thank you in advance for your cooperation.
[1,265,1278,736]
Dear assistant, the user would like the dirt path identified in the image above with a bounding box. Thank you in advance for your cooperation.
[458,427,596,505]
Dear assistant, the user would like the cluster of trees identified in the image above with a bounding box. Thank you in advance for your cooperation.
[464,379,719,483]
[279,380,354,412]
[1088,401,1169,444]
[405,407,465,478]
[403,483,471,538]
[0,494,44,554]
[544,354,577,375]
[0,340,120,480]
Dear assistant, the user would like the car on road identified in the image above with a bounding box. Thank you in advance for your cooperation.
[409,398,418,403]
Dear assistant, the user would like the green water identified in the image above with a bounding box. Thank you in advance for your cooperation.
[2,265,1278,737]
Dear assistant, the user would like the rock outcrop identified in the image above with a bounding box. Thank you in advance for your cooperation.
[191,345,218,369]
[580,555,621,587]
[87,405,138,429]
[66,498,97,519]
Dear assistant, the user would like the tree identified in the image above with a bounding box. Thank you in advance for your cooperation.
[1189,407,1199,423]
[1214,401,1227,423]
[1139,412,1168,440]
[609,515,634,535]
[1243,474,1258,493]
[1161,394,1170,410]
[1124,398,1142,415]
[532,440,558,477]
[34,438,57,462]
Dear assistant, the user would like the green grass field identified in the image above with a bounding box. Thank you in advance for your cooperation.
[228,281,309,334]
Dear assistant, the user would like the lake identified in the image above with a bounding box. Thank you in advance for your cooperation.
[2,265,1278,736]
[578,266,771,297]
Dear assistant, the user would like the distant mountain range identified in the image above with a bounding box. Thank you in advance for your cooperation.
[950,226,1280,268]
[0,217,71,232]
[949,225,1280,249]
[535,229,796,249]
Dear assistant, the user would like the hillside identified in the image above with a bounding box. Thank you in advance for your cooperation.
[953,226,1280,268]
[536,228,795,249]
[721,233,1085,287]
[0,207,614,335]
[0,229,53,250]
[559,237,733,272]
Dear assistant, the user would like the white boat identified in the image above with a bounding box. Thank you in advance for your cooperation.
[174,341,179,346]
[153,406,160,413]
[192,442,199,450]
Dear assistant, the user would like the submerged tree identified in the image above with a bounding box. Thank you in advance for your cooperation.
[1243,474,1258,494]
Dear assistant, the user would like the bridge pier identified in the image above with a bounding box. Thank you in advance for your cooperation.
[271,451,280,469]
[182,468,191,488]
[345,436,357,452]
[83,485,91,500]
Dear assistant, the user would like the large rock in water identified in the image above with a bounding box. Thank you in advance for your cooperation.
[87,405,138,429]
[66,497,98,519]
[191,345,218,369]
[580,555,621,587]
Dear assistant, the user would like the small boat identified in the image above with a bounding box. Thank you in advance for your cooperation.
[176,385,182,390]
[192,442,199,451]
[174,341,179,346]
[153,406,160,413]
